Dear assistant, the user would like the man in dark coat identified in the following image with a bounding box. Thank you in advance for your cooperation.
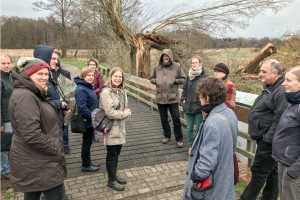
[240,59,288,200]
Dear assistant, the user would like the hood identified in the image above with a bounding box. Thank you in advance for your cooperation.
[33,45,54,65]
[159,49,174,65]
[74,76,93,89]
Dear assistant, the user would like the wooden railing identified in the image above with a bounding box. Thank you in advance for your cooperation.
[99,66,255,167]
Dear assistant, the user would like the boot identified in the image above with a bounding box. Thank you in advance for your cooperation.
[106,161,125,191]
[115,157,127,184]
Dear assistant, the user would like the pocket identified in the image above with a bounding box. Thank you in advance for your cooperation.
[167,93,177,101]
[156,93,162,101]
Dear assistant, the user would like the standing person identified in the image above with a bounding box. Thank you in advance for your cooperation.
[240,59,288,200]
[8,57,66,200]
[213,63,236,110]
[86,58,104,98]
[181,56,207,155]
[0,54,13,179]
[272,66,300,200]
[100,67,131,191]
[74,67,100,172]
[150,49,186,148]
[182,77,238,200]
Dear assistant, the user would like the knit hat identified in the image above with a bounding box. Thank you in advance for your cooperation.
[17,57,50,76]
[213,63,229,74]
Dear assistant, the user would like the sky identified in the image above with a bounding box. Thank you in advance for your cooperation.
[1,0,300,39]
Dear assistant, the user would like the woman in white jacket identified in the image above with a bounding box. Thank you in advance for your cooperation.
[100,67,131,191]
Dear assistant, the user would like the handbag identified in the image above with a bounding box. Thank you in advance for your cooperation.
[1,131,13,151]
[91,108,114,133]
[70,103,86,133]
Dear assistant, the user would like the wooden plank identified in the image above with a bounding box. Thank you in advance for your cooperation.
[236,146,255,160]
[234,104,250,124]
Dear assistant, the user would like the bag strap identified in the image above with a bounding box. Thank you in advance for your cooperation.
[209,112,236,151]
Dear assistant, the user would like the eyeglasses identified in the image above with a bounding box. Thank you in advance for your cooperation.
[112,75,122,79]
[191,62,199,64]
[88,64,96,66]
[213,70,221,73]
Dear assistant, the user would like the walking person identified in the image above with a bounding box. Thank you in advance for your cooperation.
[86,58,104,99]
[240,59,288,200]
[150,49,186,147]
[74,67,100,172]
[0,54,13,179]
[8,57,67,200]
[272,66,300,200]
[100,67,131,191]
[182,77,238,200]
[181,56,207,155]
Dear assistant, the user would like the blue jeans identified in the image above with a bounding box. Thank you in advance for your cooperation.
[184,113,203,147]
[1,122,12,175]
[63,125,69,146]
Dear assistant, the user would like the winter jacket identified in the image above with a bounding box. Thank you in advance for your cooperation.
[224,79,236,110]
[74,77,99,129]
[1,70,13,126]
[93,70,104,98]
[272,103,300,179]
[181,70,207,114]
[248,77,287,143]
[100,86,128,145]
[150,49,186,104]
[183,103,238,200]
[8,69,66,192]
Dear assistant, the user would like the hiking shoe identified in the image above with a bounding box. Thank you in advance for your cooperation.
[162,137,170,144]
[177,142,183,148]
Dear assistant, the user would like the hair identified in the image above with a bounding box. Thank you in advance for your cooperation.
[53,49,61,57]
[196,76,227,105]
[286,66,300,82]
[191,56,202,64]
[0,54,12,62]
[263,59,283,76]
[86,58,99,68]
[105,67,125,88]
[79,67,95,79]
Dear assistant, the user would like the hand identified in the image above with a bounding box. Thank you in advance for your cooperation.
[61,101,68,109]
[124,108,131,116]
[183,100,186,103]
[0,126,4,132]
[63,110,71,115]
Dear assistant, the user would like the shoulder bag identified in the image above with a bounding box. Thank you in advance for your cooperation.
[70,102,86,133]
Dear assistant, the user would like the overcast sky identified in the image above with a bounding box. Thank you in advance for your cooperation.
[1,0,300,38]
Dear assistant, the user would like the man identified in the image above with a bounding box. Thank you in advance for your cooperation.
[0,54,13,179]
[150,49,186,148]
[240,59,288,200]
[34,45,71,154]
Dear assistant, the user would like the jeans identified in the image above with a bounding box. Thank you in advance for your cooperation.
[1,122,12,175]
[278,162,300,200]
[157,103,183,142]
[184,113,202,147]
[63,125,69,146]
[81,127,94,167]
[24,183,65,200]
[240,140,278,200]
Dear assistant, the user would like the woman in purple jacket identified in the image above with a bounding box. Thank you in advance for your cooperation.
[86,58,104,98]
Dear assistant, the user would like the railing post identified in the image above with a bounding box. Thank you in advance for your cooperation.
[136,85,140,103]
[150,89,154,111]
[246,140,256,167]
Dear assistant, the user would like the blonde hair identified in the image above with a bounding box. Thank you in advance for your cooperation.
[79,67,94,79]
[105,67,125,88]
[287,66,300,82]
[191,56,202,64]
[53,49,61,57]
[86,58,99,68]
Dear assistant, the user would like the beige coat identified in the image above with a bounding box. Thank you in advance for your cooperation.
[150,49,186,104]
[100,87,128,145]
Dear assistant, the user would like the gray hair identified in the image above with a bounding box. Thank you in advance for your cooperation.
[263,59,283,76]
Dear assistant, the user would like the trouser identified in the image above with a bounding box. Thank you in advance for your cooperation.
[81,127,94,167]
[157,103,183,142]
[240,140,278,200]
[106,145,122,180]
[184,113,203,147]
[278,162,300,200]
[63,125,69,146]
[24,183,65,200]
[1,122,12,175]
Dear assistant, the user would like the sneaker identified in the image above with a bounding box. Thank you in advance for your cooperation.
[162,137,170,144]
[64,146,70,154]
[177,141,183,148]
[188,147,192,155]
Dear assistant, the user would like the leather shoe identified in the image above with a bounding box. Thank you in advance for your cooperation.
[81,165,99,172]
[177,141,183,148]
[64,146,70,154]
[91,162,100,167]
[162,137,170,144]
[116,175,127,184]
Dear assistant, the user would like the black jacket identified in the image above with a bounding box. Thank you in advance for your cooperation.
[181,70,208,114]
[248,77,288,143]
[1,70,13,126]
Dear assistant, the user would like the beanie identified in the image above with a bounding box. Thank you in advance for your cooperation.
[17,57,50,76]
[213,63,229,74]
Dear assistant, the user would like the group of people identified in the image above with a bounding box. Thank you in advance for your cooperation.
[1,46,300,200]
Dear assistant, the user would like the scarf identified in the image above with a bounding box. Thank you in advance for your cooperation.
[189,67,202,80]
[285,90,300,104]
[202,104,217,114]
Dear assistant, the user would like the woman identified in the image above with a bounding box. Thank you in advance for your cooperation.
[74,67,99,172]
[8,57,67,200]
[100,67,131,191]
[272,66,300,200]
[86,58,104,98]
[182,77,238,200]
[181,56,207,155]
